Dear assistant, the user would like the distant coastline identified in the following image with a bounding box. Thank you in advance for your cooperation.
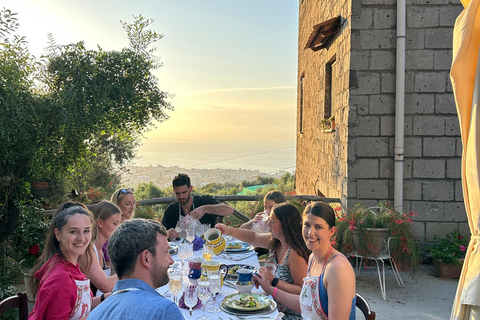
[121,164,292,189]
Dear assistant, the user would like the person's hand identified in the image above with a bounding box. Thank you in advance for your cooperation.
[189,207,206,220]
[257,267,275,283]
[253,271,274,293]
[167,228,179,240]
[215,223,229,235]
[252,211,265,223]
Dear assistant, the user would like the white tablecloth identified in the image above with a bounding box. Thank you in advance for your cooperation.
[157,238,280,319]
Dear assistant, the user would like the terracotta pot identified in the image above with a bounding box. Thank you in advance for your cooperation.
[352,228,389,258]
[433,258,464,279]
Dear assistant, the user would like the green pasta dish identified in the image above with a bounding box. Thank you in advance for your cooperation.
[222,293,272,311]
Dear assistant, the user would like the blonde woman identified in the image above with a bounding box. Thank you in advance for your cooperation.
[111,187,136,222]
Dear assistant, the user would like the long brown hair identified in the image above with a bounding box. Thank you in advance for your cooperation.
[29,202,94,298]
[91,200,122,242]
[268,203,311,263]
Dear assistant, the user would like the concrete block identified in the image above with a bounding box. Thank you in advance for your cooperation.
[370,50,395,70]
[404,115,413,135]
[373,9,396,29]
[362,0,384,5]
[350,95,370,115]
[356,137,390,156]
[407,7,439,28]
[350,116,380,136]
[356,179,389,199]
[413,159,446,178]
[447,76,453,92]
[351,50,371,70]
[445,116,460,136]
[444,202,467,222]
[349,159,379,178]
[455,180,464,202]
[413,116,445,136]
[406,28,425,49]
[423,180,455,201]
[404,180,423,200]
[439,6,464,27]
[426,222,458,241]
[379,158,393,178]
[410,0,449,5]
[425,28,454,49]
[446,158,461,179]
[369,94,395,114]
[350,72,381,95]
[405,50,434,70]
[352,8,374,29]
[434,50,453,70]
[411,201,444,221]
[457,137,463,156]
[404,137,423,157]
[360,30,396,49]
[380,116,395,136]
[405,72,415,93]
[414,72,448,93]
[458,223,471,238]
[381,72,395,93]
[405,93,435,114]
[423,137,456,156]
[404,159,413,178]
[411,221,425,241]
[435,93,457,114]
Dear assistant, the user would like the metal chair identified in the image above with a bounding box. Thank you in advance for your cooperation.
[0,292,29,320]
[356,293,376,320]
[353,237,405,300]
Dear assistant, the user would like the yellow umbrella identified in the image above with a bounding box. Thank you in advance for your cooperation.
[450,0,480,318]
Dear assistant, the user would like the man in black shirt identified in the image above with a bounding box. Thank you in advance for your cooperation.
[161,173,233,240]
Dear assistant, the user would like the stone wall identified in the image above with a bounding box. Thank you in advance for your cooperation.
[296,0,468,249]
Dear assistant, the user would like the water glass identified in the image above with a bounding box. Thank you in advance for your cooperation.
[202,245,213,261]
[196,276,211,320]
[186,226,196,243]
[206,270,222,312]
[178,243,189,272]
[185,242,194,261]
[184,284,198,320]
[168,269,183,304]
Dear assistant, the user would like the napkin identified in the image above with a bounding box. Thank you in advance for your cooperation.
[192,236,204,251]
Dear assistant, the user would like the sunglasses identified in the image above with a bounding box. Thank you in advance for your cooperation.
[117,187,134,200]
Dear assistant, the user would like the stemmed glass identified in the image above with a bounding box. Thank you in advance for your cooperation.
[175,221,183,238]
[168,269,183,305]
[184,284,198,320]
[186,226,196,243]
[196,275,211,320]
[185,242,194,262]
[178,243,188,272]
[206,270,222,312]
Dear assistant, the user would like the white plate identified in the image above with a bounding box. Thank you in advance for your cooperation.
[225,242,254,252]
[222,293,272,311]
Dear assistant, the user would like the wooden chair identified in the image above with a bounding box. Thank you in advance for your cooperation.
[0,292,29,320]
[356,293,376,320]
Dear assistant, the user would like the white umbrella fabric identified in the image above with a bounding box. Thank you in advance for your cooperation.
[450,0,480,318]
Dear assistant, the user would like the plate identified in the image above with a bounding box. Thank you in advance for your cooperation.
[225,242,254,252]
[220,295,277,316]
[222,293,273,311]
[224,264,257,280]
[169,244,178,254]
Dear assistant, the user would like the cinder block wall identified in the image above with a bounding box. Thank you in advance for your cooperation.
[296,0,468,250]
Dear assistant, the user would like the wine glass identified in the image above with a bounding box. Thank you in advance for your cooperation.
[184,284,198,320]
[206,270,222,312]
[177,243,188,272]
[186,226,196,243]
[196,275,211,320]
[185,242,194,262]
[168,269,183,305]
[175,221,183,238]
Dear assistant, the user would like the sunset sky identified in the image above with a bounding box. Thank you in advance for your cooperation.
[4,0,299,163]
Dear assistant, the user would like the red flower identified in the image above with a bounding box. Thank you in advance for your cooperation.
[458,235,464,240]
[28,244,40,255]
[334,207,342,211]
[460,245,466,251]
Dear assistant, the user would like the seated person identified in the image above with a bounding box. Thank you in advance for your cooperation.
[88,219,183,319]
[239,190,287,232]
[162,173,233,240]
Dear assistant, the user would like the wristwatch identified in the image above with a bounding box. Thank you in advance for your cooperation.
[271,277,280,287]
[101,293,106,302]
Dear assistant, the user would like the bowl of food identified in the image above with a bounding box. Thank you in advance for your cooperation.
[224,264,257,280]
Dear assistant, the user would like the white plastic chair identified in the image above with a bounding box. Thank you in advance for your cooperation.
[353,236,405,300]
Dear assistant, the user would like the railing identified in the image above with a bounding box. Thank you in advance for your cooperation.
[41,195,341,221]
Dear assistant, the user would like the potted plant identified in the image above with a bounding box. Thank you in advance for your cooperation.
[427,229,468,279]
[334,202,419,271]
[320,115,335,131]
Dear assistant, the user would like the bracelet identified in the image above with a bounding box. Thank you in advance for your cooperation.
[272,287,278,299]
[100,293,105,302]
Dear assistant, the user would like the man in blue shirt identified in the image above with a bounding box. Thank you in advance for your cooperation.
[88,219,184,319]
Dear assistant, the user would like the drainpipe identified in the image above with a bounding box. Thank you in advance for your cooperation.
[394,0,406,211]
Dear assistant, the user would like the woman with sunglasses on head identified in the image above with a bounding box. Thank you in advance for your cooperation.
[253,202,356,320]
[29,202,104,319]
[111,187,136,222]
[216,203,310,320]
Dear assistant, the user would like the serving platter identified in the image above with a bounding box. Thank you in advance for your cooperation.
[222,292,272,311]
[220,294,277,316]
[225,242,254,252]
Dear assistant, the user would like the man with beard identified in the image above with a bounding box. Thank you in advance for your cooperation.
[88,219,183,319]
[162,173,234,240]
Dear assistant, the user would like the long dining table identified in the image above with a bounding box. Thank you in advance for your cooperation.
[156,237,281,319]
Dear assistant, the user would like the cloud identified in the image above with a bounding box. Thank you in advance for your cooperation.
[180,85,295,96]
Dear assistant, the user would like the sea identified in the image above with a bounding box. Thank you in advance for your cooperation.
[130,142,296,175]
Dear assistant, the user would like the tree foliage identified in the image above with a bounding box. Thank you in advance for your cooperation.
[0,10,171,242]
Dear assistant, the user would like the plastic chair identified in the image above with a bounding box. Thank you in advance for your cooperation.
[356,293,376,320]
[353,237,405,300]
[0,292,29,320]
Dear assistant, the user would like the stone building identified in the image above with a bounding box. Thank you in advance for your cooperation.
[295,0,467,249]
